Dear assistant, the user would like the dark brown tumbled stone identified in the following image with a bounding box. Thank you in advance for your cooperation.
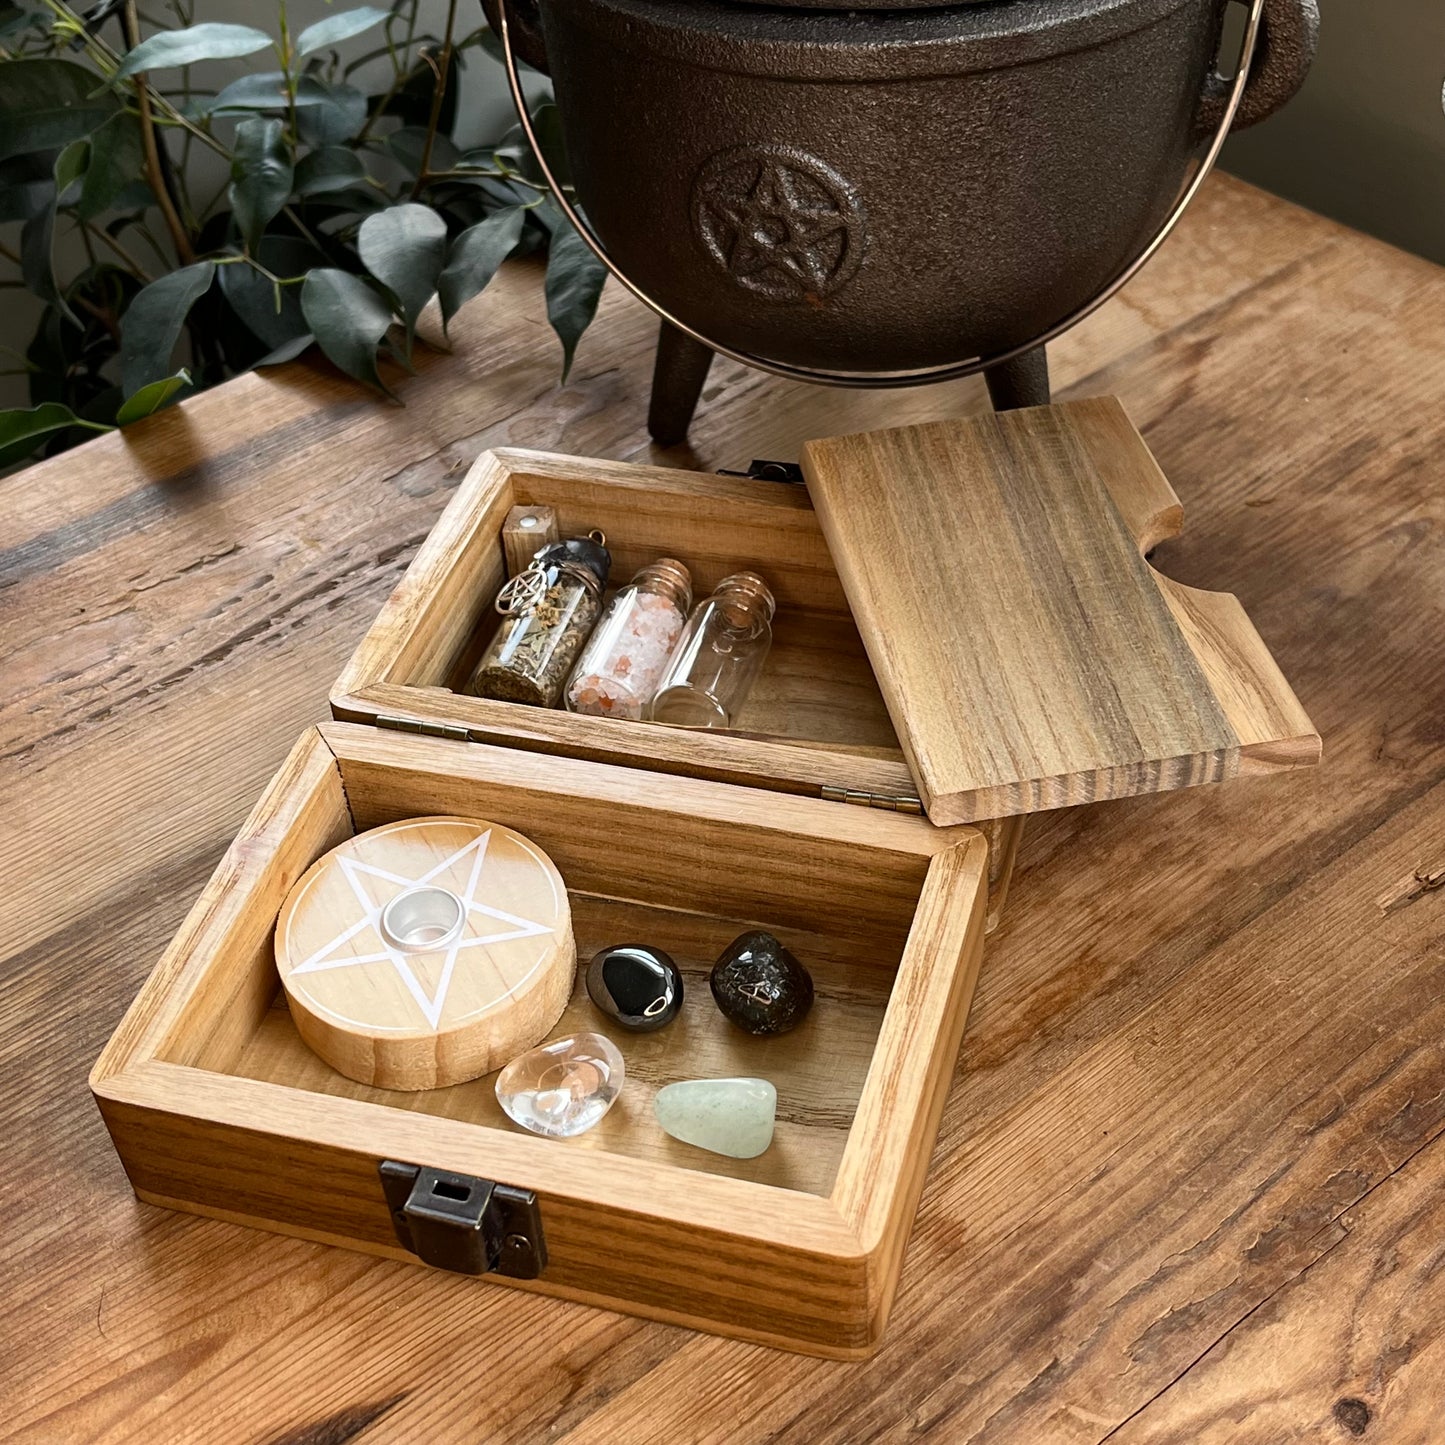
[709,931,813,1036]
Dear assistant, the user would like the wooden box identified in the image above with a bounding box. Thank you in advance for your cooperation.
[90,723,988,1357]
[92,399,1320,1357]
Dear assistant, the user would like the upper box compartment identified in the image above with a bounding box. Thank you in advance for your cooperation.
[331,443,925,810]
[331,398,1319,826]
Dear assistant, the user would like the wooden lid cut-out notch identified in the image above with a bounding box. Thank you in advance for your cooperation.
[800,397,1320,826]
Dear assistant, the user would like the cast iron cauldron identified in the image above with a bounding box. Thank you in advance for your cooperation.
[482,0,1318,440]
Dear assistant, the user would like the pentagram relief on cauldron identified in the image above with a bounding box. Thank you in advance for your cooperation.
[692,145,867,303]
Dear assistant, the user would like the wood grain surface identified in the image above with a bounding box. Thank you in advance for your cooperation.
[801,398,1319,823]
[4,173,1445,1440]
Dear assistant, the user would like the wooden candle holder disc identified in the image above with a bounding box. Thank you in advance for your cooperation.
[275,816,575,1090]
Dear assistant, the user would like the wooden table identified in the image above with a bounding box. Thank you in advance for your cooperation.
[4,174,1444,1443]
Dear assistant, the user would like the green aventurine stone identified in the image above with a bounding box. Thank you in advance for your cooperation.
[653,1077,777,1159]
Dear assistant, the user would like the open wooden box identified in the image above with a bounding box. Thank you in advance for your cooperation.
[91,723,987,1357]
[92,399,1320,1357]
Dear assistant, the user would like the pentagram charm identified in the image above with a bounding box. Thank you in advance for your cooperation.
[495,561,549,616]
[692,144,866,303]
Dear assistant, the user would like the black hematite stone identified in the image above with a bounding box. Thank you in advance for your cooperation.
[586,945,683,1032]
[710,931,814,1036]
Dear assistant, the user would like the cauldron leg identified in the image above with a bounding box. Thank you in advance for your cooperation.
[984,345,1051,412]
[648,322,716,445]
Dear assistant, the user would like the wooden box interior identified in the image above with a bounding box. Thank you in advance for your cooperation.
[93,725,988,1354]
[330,451,923,807]
[163,733,947,1195]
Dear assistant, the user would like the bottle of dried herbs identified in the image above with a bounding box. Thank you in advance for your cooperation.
[466,535,611,708]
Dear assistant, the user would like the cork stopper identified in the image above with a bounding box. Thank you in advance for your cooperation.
[713,570,776,623]
[633,557,693,614]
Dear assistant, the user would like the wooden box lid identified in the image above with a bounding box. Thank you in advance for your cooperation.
[801,398,1320,826]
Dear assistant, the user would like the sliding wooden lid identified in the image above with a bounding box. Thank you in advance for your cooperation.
[800,397,1320,826]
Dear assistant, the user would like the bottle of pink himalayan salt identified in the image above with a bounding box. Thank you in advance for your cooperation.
[564,558,693,720]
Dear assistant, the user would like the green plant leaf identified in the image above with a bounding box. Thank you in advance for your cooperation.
[76,113,145,220]
[53,136,87,202]
[387,125,459,177]
[386,45,457,133]
[0,59,118,163]
[0,5,47,40]
[473,25,544,74]
[205,72,340,115]
[300,268,397,396]
[255,333,314,367]
[0,152,54,223]
[106,179,156,213]
[208,71,298,113]
[543,217,606,381]
[120,261,215,396]
[296,81,367,146]
[218,236,317,348]
[229,117,293,254]
[527,102,572,190]
[0,402,110,467]
[293,184,386,217]
[20,202,66,316]
[296,5,388,57]
[25,141,88,324]
[115,368,191,424]
[357,202,447,353]
[114,22,274,78]
[294,145,365,196]
[438,206,525,332]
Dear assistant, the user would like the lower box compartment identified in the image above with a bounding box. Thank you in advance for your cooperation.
[92,722,989,1356]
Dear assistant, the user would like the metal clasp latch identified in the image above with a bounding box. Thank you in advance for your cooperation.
[379,1161,547,1278]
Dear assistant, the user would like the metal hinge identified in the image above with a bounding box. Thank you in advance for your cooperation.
[379,1161,546,1278]
[821,785,925,815]
[716,459,806,485]
[373,713,473,743]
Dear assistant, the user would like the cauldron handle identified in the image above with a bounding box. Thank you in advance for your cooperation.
[493,0,1268,390]
[480,0,550,74]
[1198,0,1318,134]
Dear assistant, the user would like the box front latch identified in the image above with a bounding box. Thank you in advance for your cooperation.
[379,1161,547,1278]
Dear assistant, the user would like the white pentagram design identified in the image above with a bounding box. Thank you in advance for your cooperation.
[692,144,867,303]
[285,828,556,1032]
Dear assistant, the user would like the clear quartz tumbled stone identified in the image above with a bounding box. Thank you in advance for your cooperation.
[495,1032,625,1138]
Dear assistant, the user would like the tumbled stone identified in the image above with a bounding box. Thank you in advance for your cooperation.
[586,944,683,1031]
[709,930,814,1036]
[495,1032,624,1137]
[654,1078,777,1159]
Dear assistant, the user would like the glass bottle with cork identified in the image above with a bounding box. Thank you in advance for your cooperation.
[566,557,693,720]
[466,533,611,708]
[648,571,775,729]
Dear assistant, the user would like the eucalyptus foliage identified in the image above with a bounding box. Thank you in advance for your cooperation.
[0,0,605,466]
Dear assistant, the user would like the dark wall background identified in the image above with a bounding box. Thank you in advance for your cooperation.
[1223,0,1445,264]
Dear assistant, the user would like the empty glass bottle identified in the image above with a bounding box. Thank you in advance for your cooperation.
[566,557,693,720]
[466,535,611,708]
[648,571,775,729]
